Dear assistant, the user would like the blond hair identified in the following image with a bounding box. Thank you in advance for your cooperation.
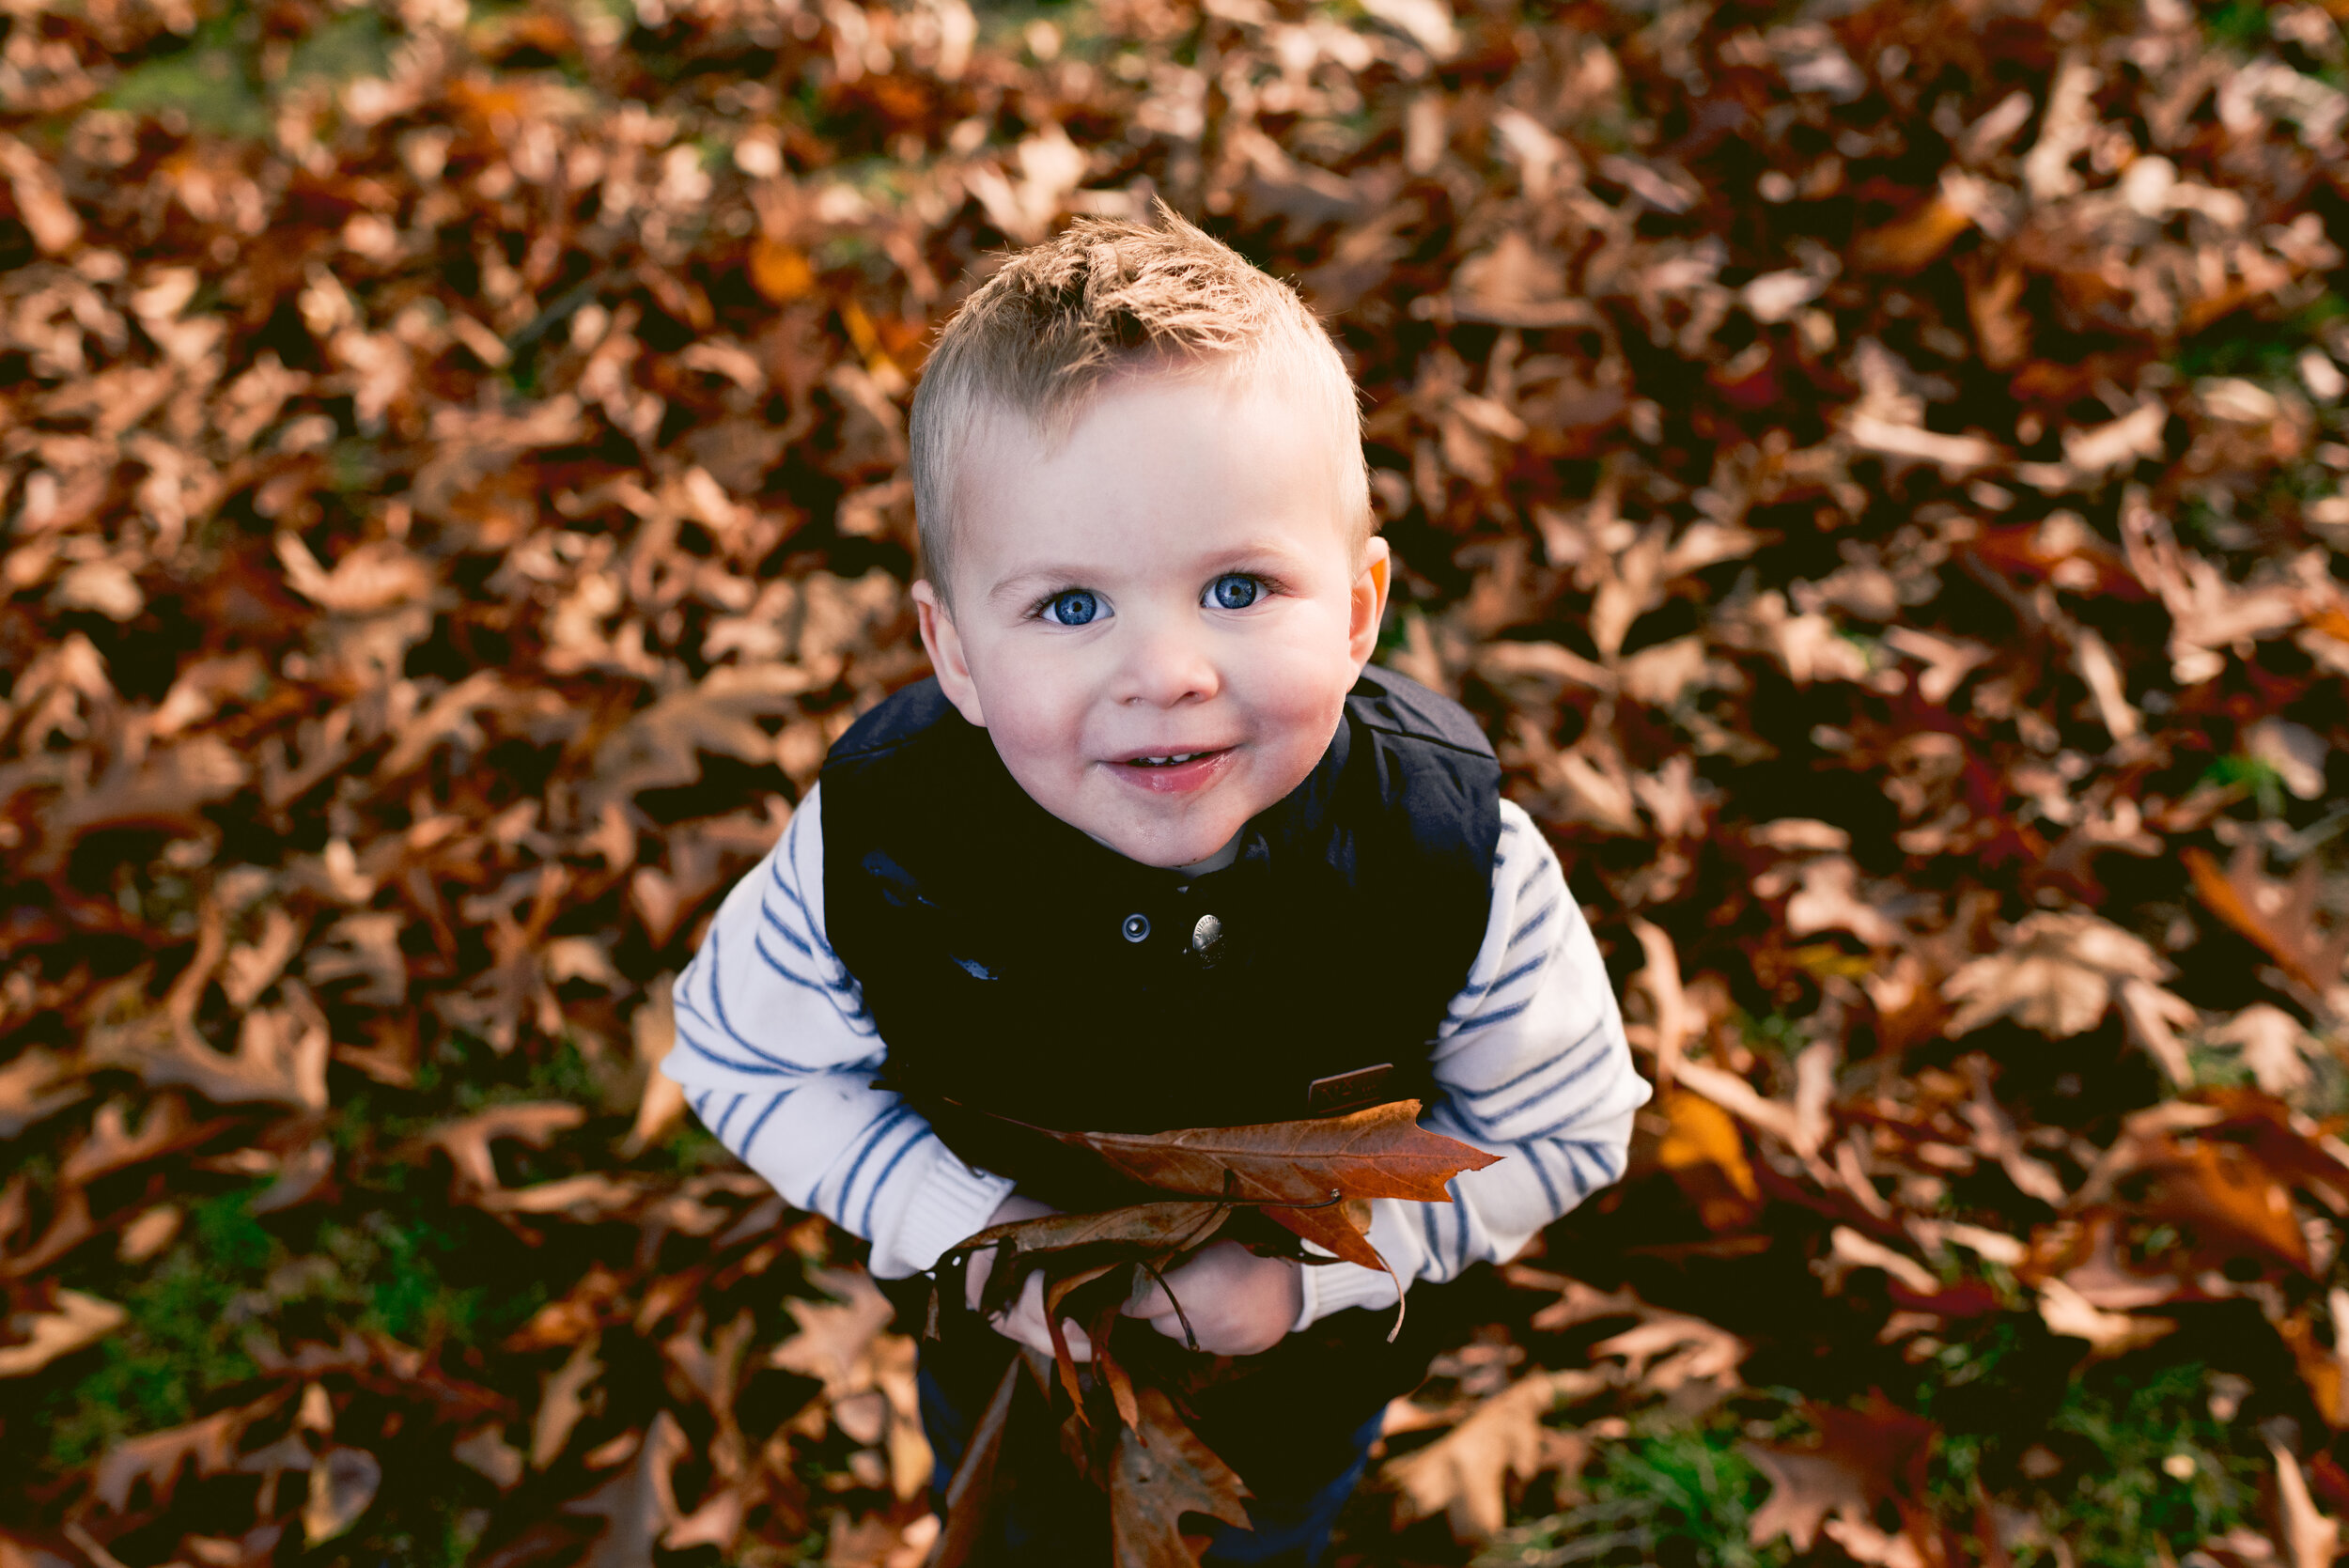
[909,207,1370,596]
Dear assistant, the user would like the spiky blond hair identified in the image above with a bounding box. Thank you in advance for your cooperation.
[909,206,1370,597]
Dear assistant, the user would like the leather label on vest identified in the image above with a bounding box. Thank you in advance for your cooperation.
[1306,1063,1397,1117]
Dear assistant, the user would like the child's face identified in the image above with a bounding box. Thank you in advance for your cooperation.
[911,368,1389,870]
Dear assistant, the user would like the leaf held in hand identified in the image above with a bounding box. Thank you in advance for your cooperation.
[1109,1385,1252,1568]
[1039,1101,1500,1269]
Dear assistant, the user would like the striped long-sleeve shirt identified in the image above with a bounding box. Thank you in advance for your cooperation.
[661,784,1650,1328]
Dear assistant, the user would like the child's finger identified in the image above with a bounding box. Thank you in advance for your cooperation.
[963,1248,993,1312]
[992,1272,1092,1360]
[1123,1271,1175,1319]
[1000,1311,1091,1360]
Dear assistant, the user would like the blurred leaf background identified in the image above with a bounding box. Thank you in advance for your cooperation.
[3,0,2349,1563]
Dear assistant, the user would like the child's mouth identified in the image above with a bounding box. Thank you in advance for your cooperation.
[1111,747,1233,792]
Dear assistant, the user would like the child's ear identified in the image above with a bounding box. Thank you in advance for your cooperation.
[1347,537,1392,666]
[912,580,988,728]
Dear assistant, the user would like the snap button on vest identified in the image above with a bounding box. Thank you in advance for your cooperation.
[1121,913,1150,942]
[1190,913,1224,962]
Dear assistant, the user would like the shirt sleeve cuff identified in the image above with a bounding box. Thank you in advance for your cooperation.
[877,1154,1016,1278]
[1294,1257,1405,1329]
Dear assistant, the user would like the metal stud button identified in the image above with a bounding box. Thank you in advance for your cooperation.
[1190,913,1223,960]
[1121,913,1150,942]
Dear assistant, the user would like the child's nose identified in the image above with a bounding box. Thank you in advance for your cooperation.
[1112,618,1220,706]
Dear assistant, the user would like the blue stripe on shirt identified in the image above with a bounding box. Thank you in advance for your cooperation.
[701,940,855,1065]
[762,862,861,1001]
[674,979,827,1076]
[830,1103,914,1219]
[769,815,829,938]
[757,894,845,980]
[1553,1142,1593,1197]
[677,1020,818,1078]
[1446,953,1547,1020]
[1459,1020,1602,1102]
[1517,1141,1564,1212]
[858,1124,935,1237]
[1470,1047,1620,1137]
[754,930,877,1030]
[1504,897,1560,952]
[1563,1139,1620,1185]
[736,1090,791,1154]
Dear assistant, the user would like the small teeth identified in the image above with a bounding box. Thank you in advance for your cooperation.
[1134,753,1202,766]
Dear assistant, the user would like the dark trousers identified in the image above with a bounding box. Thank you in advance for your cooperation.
[914,1291,1446,1566]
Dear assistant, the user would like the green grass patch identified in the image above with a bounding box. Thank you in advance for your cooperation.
[1479,1408,1791,1568]
[104,42,267,139]
[2201,0,2270,49]
[1918,1322,2266,1567]
[45,1188,274,1468]
[2200,753,2289,817]
[2176,294,2349,381]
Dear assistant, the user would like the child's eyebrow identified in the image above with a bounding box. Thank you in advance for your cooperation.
[983,566,1099,607]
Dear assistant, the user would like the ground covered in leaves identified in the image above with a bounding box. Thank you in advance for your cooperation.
[3,0,2349,1561]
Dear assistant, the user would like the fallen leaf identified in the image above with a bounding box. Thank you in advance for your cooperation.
[1818,1226,1941,1297]
[1943,911,2171,1039]
[1746,1443,1869,1551]
[44,737,248,844]
[1672,1046,1834,1162]
[85,993,327,1111]
[2036,1278,2175,1355]
[482,1173,644,1219]
[1110,1384,1252,1567]
[1746,1403,1936,1554]
[1656,1087,1763,1233]
[2273,1440,2341,1568]
[0,1290,126,1377]
[1387,1371,1595,1540]
[534,1339,604,1469]
[2186,845,2349,1004]
[584,666,817,815]
[931,1359,1022,1568]
[303,1448,381,1546]
[564,1411,690,1568]
[428,1102,589,1191]
[454,1428,524,1489]
[117,1205,182,1264]
[621,976,685,1157]
[2210,1005,2314,1097]
[92,1409,248,1512]
[770,1265,896,1405]
[221,907,303,1008]
[0,1049,85,1139]
[1590,1315,1746,1392]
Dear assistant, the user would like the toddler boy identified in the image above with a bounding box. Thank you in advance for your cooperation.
[662,211,1647,1563]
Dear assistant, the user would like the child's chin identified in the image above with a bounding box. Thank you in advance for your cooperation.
[1088,815,1239,870]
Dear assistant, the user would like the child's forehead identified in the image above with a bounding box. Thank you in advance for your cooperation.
[961,381,1344,515]
[988,353,1307,446]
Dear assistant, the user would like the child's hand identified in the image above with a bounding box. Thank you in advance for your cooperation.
[965,1194,1094,1361]
[1124,1241,1301,1357]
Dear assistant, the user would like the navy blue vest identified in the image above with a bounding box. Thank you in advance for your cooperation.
[820,665,1501,1207]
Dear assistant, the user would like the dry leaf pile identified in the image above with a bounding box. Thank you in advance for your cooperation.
[1,0,2347,1561]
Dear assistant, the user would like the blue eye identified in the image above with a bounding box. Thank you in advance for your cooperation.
[1206,574,1261,610]
[1042,589,1103,627]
